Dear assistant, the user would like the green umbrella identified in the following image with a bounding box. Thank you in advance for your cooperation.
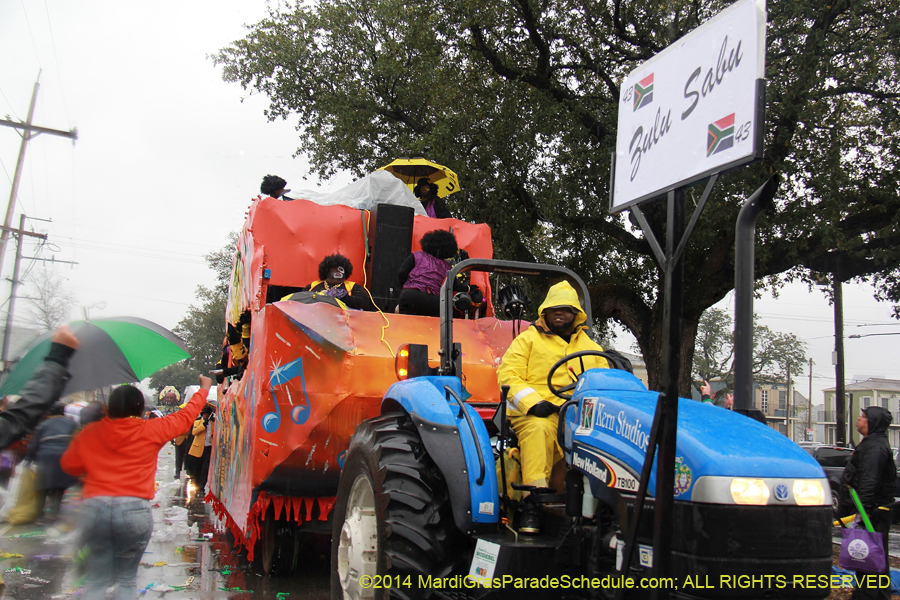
[0,317,190,396]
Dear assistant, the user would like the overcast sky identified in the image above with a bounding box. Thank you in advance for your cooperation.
[0,0,352,329]
[1,0,897,406]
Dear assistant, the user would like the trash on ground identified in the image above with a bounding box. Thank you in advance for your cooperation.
[164,506,189,523]
[139,561,168,567]
[182,545,199,563]
[12,531,43,538]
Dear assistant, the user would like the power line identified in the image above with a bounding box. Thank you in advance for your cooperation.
[0,155,11,185]
[46,220,223,251]
[0,76,77,279]
[756,311,889,326]
[0,85,22,122]
[42,0,70,124]
[848,332,900,339]
[49,237,207,265]
[69,284,193,307]
[18,0,42,69]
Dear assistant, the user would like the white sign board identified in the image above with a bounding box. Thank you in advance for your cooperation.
[610,0,767,212]
[468,539,500,584]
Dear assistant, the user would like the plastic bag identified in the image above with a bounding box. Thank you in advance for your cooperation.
[290,171,427,215]
[0,468,23,521]
[7,467,41,525]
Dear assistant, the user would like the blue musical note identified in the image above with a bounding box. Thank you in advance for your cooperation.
[261,399,280,433]
[263,356,311,432]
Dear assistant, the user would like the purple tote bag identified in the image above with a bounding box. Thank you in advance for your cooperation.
[839,522,886,573]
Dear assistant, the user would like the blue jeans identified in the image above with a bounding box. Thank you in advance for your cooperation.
[80,496,153,600]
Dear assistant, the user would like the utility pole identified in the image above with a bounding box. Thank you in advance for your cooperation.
[0,73,78,278]
[1,214,46,366]
[833,279,846,446]
[786,364,792,441]
[807,357,814,441]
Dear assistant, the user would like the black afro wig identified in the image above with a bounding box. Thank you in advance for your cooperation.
[260,174,287,196]
[420,229,458,259]
[318,254,354,280]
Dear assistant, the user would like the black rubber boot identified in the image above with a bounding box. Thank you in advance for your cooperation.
[518,498,541,535]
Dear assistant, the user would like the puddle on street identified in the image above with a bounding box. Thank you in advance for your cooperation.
[0,446,330,599]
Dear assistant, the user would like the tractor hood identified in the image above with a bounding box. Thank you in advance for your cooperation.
[564,369,828,506]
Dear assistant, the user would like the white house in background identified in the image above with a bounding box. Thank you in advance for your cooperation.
[616,350,648,388]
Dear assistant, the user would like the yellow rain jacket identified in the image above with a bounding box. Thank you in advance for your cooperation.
[498,281,609,418]
[497,281,608,485]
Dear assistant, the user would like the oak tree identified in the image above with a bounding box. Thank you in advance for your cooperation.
[214,0,900,394]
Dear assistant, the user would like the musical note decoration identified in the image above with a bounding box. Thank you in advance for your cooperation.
[261,356,311,433]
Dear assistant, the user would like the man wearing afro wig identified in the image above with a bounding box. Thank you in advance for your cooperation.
[303,254,374,311]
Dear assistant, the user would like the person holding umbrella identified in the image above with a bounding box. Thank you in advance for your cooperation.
[0,317,189,403]
[0,326,79,449]
[60,375,211,600]
[415,177,451,219]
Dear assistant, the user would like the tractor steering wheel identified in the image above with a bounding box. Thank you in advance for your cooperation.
[546,350,625,400]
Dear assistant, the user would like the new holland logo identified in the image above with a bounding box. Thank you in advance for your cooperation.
[774,484,789,501]
[633,73,654,111]
[707,113,735,156]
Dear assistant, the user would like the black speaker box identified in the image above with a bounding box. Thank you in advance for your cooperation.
[368,203,415,311]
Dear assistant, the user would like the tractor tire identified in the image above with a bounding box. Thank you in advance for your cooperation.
[331,412,463,600]
[255,505,299,576]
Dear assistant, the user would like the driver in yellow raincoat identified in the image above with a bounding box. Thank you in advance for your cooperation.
[498,281,609,533]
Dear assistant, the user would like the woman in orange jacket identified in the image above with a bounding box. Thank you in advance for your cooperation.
[61,376,210,600]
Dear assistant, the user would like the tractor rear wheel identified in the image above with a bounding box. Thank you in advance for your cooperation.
[331,412,463,600]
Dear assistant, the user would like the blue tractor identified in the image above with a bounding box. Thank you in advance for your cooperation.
[330,260,833,600]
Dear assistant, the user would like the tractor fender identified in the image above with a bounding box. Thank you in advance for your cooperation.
[382,376,499,533]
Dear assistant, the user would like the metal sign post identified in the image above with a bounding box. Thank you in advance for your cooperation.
[618,176,717,598]
[608,1,767,596]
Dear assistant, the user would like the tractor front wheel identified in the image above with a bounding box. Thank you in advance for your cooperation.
[331,413,463,599]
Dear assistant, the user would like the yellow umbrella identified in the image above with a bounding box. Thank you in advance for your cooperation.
[379,158,460,198]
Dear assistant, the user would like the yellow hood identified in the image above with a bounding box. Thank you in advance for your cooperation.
[536,281,586,330]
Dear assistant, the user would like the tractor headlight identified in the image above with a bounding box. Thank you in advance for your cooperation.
[793,480,825,506]
[730,478,770,505]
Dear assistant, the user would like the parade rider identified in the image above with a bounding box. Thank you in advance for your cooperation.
[301,254,374,311]
[497,281,609,534]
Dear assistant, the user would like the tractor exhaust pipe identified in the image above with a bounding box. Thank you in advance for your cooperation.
[733,177,776,423]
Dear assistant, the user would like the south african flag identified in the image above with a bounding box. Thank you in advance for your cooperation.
[633,73,654,111]
[707,114,735,156]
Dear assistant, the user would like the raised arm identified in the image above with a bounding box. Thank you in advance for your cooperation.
[0,326,79,449]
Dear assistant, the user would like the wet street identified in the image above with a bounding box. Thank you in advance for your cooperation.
[3,441,900,599]
[0,445,331,599]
